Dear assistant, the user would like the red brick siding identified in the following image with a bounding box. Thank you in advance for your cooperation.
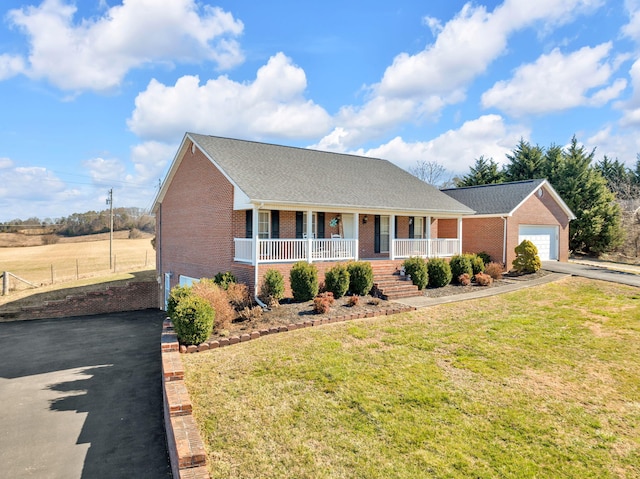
[437,219,458,238]
[460,217,504,264]
[159,142,235,297]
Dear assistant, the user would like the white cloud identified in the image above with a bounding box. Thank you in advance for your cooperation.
[622,0,640,42]
[0,165,66,203]
[0,54,25,80]
[350,115,528,174]
[0,157,14,169]
[315,0,603,151]
[6,0,244,92]
[128,52,332,141]
[482,43,626,116]
[587,126,640,166]
[130,141,177,184]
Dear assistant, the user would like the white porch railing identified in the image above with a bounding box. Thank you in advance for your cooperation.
[393,238,460,259]
[234,238,358,264]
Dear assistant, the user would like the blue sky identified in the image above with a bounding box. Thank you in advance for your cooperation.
[1,0,640,221]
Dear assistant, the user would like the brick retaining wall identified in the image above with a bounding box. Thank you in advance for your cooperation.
[0,281,158,321]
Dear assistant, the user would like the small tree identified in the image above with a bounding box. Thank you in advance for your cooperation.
[512,240,542,274]
[289,261,319,302]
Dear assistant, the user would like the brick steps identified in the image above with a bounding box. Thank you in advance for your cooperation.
[372,264,422,300]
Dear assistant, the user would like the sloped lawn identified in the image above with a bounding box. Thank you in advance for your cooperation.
[183,277,640,479]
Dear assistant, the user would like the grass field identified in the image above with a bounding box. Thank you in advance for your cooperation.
[0,235,155,289]
[184,277,640,479]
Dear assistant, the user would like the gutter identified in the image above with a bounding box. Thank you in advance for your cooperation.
[502,216,507,265]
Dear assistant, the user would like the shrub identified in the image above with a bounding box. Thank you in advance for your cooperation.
[213,271,237,290]
[172,295,215,345]
[260,269,285,305]
[42,234,59,245]
[347,261,374,296]
[512,240,542,273]
[347,295,360,307]
[128,228,143,239]
[485,262,504,280]
[458,273,471,286]
[167,285,193,319]
[475,272,493,286]
[226,282,252,310]
[403,257,429,290]
[427,258,452,288]
[313,292,335,314]
[449,255,473,283]
[369,297,381,306]
[238,306,263,321]
[324,264,350,298]
[290,261,319,302]
[476,251,492,265]
[192,279,235,330]
[465,253,485,276]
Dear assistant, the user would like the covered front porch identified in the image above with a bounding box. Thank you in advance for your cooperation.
[233,208,463,265]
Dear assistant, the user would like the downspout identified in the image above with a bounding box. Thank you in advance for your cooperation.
[157,204,163,309]
[502,217,507,265]
[253,259,267,309]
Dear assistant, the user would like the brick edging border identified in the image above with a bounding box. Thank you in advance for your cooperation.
[177,304,417,354]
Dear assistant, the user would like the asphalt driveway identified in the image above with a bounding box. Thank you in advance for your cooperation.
[0,310,172,479]
[542,260,640,287]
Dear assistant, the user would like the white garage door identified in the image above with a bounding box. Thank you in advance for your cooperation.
[518,225,558,261]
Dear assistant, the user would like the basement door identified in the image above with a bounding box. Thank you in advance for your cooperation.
[518,225,559,261]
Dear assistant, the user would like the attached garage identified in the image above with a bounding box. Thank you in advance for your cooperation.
[518,225,559,261]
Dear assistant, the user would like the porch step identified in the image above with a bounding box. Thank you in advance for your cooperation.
[373,271,421,300]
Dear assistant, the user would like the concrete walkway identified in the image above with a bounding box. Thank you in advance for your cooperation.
[394,272,569,309]
[0,310,172,479]
[542,260,640,287]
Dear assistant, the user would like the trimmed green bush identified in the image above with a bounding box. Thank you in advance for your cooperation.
[347,261,374,296]
[290,261,319,302]
[512,240,542,273]
[477,251,492,265]
[260,269,285,304]
[172,295,215,345]
[450,255,473,283]
[213,271,237,290]
[324,263,350,298]
[167,284,193,319]
[403,257,428,290]
[427,258,452,288]
[464,253,485,276]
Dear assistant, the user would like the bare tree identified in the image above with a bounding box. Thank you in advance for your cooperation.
[408,160,451,188]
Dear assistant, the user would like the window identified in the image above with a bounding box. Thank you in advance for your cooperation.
[413,217,424,239]
[302,212,317,238]
[380,216,390,253]
[258,211,270,239]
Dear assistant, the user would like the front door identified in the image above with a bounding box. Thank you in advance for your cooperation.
[342,214,354,238]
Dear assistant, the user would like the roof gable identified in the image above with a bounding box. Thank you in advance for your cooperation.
[442,179,575,219]
[160,133,474,215]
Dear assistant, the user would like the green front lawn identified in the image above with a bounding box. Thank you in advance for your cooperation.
[183,277,640,479]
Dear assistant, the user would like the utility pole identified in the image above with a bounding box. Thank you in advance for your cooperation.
[107,188,114,270]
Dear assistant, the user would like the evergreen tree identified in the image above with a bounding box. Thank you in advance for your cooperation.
[456,156,504,186]
[503,138,545,181]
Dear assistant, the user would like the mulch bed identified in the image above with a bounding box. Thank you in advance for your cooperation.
[206,270,551,342]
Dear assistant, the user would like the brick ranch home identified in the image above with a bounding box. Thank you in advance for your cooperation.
[152,133,574,307]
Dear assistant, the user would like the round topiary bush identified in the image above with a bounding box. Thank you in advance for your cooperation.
[347,261,374,296]
[172,295,215,345]
[449,254,473,283]
[260,269,285,305]
[289,261,319,302]
[476,251,492,265]
[512,240,542,273]
[427,258,452,288]
[324,263,350,298]
[403,256,428,290]
[167,284,193,319]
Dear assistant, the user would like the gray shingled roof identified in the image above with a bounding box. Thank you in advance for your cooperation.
[188,133,474,214]
[442,179,546,215]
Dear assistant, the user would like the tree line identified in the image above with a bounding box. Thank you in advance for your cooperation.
[0,207,155,237]
[412,136,638,257]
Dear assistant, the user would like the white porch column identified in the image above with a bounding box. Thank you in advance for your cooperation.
[427,216,432,258]
[306,209,313,263]
[390,214,396,260]
[457,216,463,255]
[252,207,259,265]
[354,213,360,261]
